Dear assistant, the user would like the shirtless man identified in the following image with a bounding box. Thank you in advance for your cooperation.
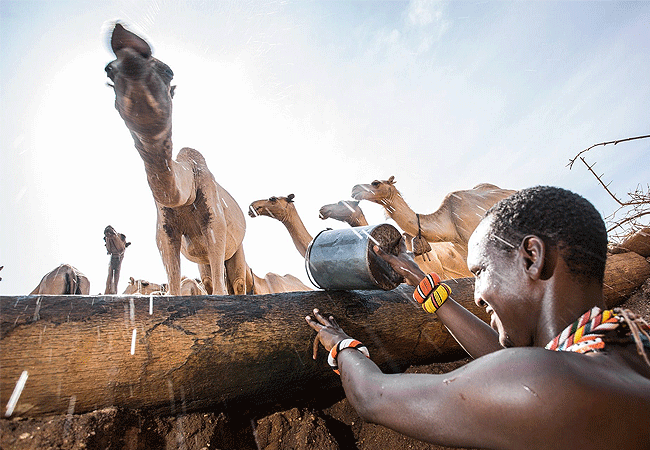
[306,186,650,449]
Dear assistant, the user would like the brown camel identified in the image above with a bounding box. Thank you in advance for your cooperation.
[319,199,471,279]
[105,23,247,295]
[103,225,130,295]
[29,264,90,295]
[248,194,313,258]
[123,276,208,296]
[402,232,472,279]
[319,200,369,227]
[245,266,312,294]
[351,176,516,261]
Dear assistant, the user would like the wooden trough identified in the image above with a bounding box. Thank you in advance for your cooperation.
[1,252,648,418]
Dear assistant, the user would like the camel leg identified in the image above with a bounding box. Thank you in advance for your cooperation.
[76,273,91,295]
[156,224,182,296]
[225,246,247,295]
[205,235,228,296]
[198,264,213,295]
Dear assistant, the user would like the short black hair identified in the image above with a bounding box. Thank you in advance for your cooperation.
[485,186,608,284]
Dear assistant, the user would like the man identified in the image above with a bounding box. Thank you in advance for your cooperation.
[306,186,650,449]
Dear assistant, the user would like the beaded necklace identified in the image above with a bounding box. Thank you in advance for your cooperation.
[546,306,650,364]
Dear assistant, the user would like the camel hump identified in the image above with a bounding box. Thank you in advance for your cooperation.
[472,183,502,191]
[111,23,152,58]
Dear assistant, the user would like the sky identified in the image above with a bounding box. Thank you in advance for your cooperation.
[1,0,649,296]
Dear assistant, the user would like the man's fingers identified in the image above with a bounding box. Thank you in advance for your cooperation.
[312,335,320,360]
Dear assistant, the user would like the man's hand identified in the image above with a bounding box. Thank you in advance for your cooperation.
[373,239,426,286]
[305,308,352,360]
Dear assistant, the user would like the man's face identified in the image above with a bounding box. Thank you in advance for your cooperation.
[467,219,535,347]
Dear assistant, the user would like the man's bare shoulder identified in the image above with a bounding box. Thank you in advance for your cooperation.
[430,346,650,448]
[460,345,650,389]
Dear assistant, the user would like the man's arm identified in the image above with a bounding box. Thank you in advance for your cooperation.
[373,244,501,357]
[435,299,503,357]
[335,346,625,449]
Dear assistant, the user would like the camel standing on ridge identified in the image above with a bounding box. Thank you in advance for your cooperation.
[319,199,471,279]
[30,264,90,295]
[123,276,208,296]
[105,23,247,295]
[103,225,130,294]
[249,194,313,258]
[351,176,516,262]
[244,266,312,294]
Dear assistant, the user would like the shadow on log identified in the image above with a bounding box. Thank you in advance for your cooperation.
[1,281,477,419]
[1,252,648,419]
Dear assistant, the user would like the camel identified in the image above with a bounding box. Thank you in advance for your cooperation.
[402,232,472,279]
[351,176,516,261]
[103,225,130,294]
[318,199,471,279]
[106,23,247,295]
[245,266,312,294]
[123,276,208,296]
[319,200,369,227]
[123,271,310,295]
[29,264,91,295]
[248,194,313,258]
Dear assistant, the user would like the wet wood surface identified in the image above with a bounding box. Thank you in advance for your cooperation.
[1,251,648,418]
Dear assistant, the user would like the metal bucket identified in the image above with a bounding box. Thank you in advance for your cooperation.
[305,223,403,290]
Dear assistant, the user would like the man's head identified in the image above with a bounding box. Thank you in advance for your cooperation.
[483,186,608,284]
[467,186,608,347]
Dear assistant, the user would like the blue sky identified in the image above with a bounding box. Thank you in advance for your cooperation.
[1,0,649,295]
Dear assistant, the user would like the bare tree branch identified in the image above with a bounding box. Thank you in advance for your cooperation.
[569,135,650,243]
[567,134,650,169]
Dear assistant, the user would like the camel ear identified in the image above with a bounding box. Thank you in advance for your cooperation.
[111,23,152,58]
[388,176,395,184]
[170,85,176,98]
[288,194,295,202]
[129,277,135,284]
[125,241,132,247]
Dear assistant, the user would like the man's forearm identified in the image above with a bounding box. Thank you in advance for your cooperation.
[435,299,502,358]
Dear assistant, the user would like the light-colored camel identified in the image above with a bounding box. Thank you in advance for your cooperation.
[402,232,472,279]
[123,276,208,296]
[318,199,471,279]
[103,225,130,295]
[245,266,312,294]
[319,200,369,227]
[106,23,247,295]
[248,194,313,258]
[30,264,91,295]
[351,176,516,261]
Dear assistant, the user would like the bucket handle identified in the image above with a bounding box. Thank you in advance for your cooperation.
[304,228,331,289]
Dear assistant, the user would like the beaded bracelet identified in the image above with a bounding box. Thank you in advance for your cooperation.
[327,338,370,375]
[413,272,451,314]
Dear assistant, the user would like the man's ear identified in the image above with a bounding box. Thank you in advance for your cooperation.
[519,235,547,280]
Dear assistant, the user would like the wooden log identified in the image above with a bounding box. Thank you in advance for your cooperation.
[1,281,478,418]
[1,251,647,418]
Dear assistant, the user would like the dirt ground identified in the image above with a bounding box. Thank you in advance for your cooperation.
[2,278,649,450]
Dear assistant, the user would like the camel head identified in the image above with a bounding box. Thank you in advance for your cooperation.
[105,22,176,140]
[104,225,131,256]
[123,277,166,295]
[248,194,296,221]
[351,176,397,204]
[318,200,368,227]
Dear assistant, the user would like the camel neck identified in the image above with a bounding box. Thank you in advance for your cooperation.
[131,131,194,208]
[347,214,368,227]
[280,207,313,257]
[384,192,458,243]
